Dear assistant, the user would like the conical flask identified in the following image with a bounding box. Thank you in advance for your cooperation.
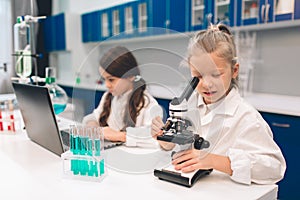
[45,67,68,114]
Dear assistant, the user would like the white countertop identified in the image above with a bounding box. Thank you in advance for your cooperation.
[58,80,300,117]
[244,92,300,117]
[0,133,278,200]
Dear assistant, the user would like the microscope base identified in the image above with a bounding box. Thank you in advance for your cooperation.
[154,168,212,187]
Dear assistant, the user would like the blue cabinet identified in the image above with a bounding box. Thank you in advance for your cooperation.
[43,13,66,52]
[236,0,300,26]
[260,112,300,200]
[80,0,300,43]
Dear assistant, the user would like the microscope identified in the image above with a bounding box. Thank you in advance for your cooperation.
[154,77,212,187]
[157,77,209,150]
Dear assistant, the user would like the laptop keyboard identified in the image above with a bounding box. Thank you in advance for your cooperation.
[60,129,70,147]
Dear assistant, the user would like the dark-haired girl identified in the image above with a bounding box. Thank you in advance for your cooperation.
[83,46,162,147]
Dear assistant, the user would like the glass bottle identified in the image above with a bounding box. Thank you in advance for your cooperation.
[14,16,32,81]
[45,67,68,115]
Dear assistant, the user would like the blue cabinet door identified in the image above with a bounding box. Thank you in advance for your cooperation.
[99,9,112,41]
[110,5,125,40]
[81,11,102,42]
[151,0,168,35]
[236,0,299,26]
[236,0,261,26]
[43,13,66,52]
[212,0,235,27]
[167,0,188,33]
[121,1,138,38]
[188,0,214,31]
[135,0,167,36]
[295,0,300,19]
[273,0,300,21]
[259,0,274,24]
[135,0,150,36]
[260,112,300,200]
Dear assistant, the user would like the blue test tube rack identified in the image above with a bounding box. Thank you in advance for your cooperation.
[61,126,106,182]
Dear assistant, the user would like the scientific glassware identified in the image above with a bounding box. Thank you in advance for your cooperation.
[14,16,32,81]
[45,67,68,115]
[62,125,106,182]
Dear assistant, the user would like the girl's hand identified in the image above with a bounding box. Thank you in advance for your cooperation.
[102,127,126,142]
[151,116,164,139]
[172,149,213,173]
[172,149,232,176]
[151,116,175,150]
[85,120,99,127]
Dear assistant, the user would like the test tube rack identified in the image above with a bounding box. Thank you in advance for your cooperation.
[0,99,22,134]
[61,126,106,182]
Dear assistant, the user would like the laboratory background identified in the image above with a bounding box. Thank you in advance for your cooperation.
[1,0,300,199]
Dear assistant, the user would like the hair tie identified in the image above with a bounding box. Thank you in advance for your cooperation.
[134,75,142,82]
[232,57,238,61]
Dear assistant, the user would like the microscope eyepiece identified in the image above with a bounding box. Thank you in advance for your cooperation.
[172,77,199,106]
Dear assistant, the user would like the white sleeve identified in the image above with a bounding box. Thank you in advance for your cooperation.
[126,93,162,148]
[82,92,109,125]
[228,121,286,185]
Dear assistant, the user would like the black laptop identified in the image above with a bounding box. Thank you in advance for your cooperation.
[12,82,73,156]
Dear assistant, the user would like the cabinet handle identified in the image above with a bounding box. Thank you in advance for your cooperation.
[261,4,265,22]
[265,3,270,23]
[271,122,290,128]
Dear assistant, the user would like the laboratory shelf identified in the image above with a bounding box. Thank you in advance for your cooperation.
[81,19,300,46]
[232,19,300,32]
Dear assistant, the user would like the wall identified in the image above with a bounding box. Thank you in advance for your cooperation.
[0,0,13,94]
[51,0,300,97]
[254,27,300,96]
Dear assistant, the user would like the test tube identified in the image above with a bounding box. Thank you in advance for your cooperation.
[70,125,79,175]
[0,101,3,131]
[94,127,101,157]
[87,128,93,156]
[8,100,15,132]
[69,125,76,153]
[100,159,105,175]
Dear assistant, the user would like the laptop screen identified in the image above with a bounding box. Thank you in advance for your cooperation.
[12,82,66,156]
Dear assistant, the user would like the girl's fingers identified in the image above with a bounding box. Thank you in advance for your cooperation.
[172,149,193,160]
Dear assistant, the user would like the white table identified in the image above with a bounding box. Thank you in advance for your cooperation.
[0,133,278,200]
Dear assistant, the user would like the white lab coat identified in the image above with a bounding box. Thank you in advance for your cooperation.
[185,87,286,185]
[82,89,163,148]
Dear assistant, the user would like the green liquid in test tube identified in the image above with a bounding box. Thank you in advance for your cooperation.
[80,136,86,155]
[88,160,93,176]
[100,159,105,175]
[95,139,101,156]
[74,136,80,155]
[87,139,92,156]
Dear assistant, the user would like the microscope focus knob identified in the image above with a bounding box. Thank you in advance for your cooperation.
[194,135,210,150]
